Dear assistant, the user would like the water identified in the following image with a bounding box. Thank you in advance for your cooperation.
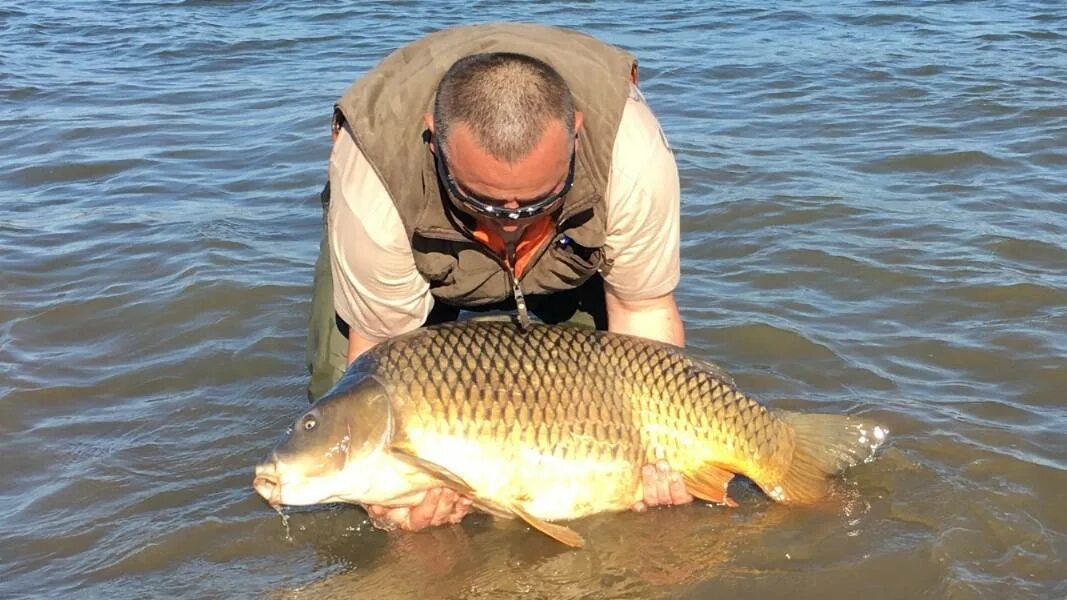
[2,1,1064,598]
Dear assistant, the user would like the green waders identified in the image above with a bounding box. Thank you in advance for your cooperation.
[305,186,608,402]
[305,184,350,402]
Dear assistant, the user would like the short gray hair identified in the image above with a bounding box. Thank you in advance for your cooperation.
[433,53,575,163]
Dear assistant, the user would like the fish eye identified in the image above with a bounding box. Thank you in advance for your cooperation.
[302,416,317,431]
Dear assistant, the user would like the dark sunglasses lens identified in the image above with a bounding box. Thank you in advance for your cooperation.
[438,150,573,221]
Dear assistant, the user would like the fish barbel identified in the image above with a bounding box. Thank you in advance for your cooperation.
[253,321,888,547]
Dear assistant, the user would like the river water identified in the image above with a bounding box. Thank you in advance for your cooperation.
[2,1,1064,598]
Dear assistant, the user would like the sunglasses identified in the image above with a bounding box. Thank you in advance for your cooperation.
[435,144,576,222]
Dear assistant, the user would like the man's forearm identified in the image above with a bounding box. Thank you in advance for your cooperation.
[604,291,685,347]
[347,328,382,366]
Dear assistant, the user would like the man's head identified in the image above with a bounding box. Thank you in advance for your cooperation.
[425,53,583,236]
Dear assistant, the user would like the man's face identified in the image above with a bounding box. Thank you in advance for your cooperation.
[432,117,578,236]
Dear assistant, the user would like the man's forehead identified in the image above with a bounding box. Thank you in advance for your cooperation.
[447,133,568,193]
[444,120,569,159]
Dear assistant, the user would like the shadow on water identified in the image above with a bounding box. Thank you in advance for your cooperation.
[270,507,748,599]
[263,472,904,599]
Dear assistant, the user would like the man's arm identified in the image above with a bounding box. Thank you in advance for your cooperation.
[329,130,463,530]
[604,290,685,347]
[600,89,692,509]
[328,126,433,346]
[605,289,693,510]
[346,329,380,365]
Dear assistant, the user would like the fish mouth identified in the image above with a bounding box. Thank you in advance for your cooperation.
[253,462,283,506]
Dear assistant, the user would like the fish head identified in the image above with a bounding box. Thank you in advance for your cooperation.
[253,374,393,507]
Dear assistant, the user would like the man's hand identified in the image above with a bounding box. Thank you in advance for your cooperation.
[365,488,473,531]
[631,460,694,512]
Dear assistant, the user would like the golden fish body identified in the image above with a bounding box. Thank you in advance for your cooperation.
[254,321,887,546]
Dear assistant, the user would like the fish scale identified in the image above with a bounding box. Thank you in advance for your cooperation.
[374,322,781,491]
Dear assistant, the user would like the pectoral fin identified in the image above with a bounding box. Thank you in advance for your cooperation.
[389,443,474,493]
[388,444,585,547]
[682,464,739,507]
[388,444,514,519]
[510,504,585,548]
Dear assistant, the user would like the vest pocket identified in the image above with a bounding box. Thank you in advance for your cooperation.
[545,242,603,287]
[414,256,455,288]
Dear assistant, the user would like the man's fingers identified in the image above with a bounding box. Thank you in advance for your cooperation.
[430,488,457,526]
[449,497,473,524]
[387,507,410,527]
[654,461,672,505]
[407,488,442,530]
[366,489,471,531]
[641,464,659,506]
[668,471,693,504]
[365,504,404,531]
[637,461,694,510]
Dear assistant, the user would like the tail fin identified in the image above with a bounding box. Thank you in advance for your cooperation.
[763,411,888,504]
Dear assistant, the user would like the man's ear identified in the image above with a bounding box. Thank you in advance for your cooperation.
[574,111,584,149]
[424,113,436,153]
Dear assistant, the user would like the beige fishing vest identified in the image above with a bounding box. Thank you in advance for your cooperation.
[335,23,636,306]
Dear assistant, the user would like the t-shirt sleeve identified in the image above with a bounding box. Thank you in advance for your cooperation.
[602,89,681,301]
[327,129,434,342]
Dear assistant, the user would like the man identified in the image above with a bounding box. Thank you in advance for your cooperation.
[307,23,691,531]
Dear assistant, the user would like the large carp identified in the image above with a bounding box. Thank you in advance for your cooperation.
[253,321,887,547]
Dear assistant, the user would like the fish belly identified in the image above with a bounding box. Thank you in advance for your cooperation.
[404,429,645,521]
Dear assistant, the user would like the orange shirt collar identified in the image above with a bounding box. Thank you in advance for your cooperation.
[472,217,555,278]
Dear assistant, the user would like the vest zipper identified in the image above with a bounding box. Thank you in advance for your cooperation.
[494,240,528,332]
[506,222,568,333]
[417,210,579,332]
[441,227,532,332]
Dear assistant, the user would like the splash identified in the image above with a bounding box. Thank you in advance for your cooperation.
[273,505,293,542]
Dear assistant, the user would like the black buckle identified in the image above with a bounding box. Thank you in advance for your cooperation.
[331,105,346,137]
